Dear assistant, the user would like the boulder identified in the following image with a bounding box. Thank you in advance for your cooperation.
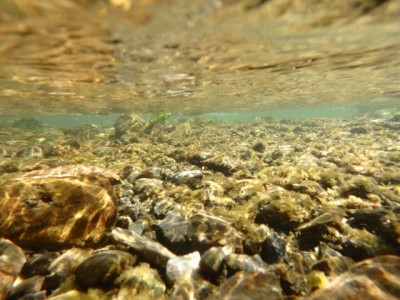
[0,173,117,250]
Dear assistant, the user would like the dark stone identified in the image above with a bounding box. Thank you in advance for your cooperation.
[350,127,368,134]
[296,213,344,250]
[21,252,58,278]
[340,238,376,262]
[75,250,136,289]
[260,232,286,264]
[312,256,355,276]
[200,247,226,284]
[155,211,192,254]
[7,276,45,300]
[116,216,134,229]
[252,142,265,153]
[348,209,400,247]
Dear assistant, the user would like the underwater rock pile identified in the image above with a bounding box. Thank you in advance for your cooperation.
[0,112,399,299]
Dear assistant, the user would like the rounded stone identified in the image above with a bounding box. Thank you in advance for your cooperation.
[75,250,136,288]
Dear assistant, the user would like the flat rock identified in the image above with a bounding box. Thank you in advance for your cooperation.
[156,211,244,254]
[111,227,176,269]
[0,173,117,250]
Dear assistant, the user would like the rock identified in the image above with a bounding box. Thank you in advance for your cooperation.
[166,251,201,284]
[296,212,344,250]
[255,189,314,233]
[7,275,45,300]
[170,170,203,188]
[200,247,226,284]
[208,271,283,300]
[225,253,268,275]
[155,211,192,254]
[181,152,239,176]
[115,215,134,229]
[156,211,243,254]
[46,290,99,300]
[260,232,286,264]
[152,198,180,219]
[350,127,368,134]
[348,209,400,247]
[75,250,135,289]
[339,228,397,262]
[45,248,92,293]
[252,142,266,153]
[0,239,26,300]
[116,263,166,299]
[111,227,176,269]
[49,248,92,279]
[308,255,400,300]
[0,173,117,250]
[21,252,58,278]
[113,114,146,137]
[312,256,355,276]
[133,178,164,196]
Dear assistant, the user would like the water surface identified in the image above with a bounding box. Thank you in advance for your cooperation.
[0,0,399,116]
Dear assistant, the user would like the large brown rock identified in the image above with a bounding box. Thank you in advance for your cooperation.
[0,173,117,250]
[308,255,400,300]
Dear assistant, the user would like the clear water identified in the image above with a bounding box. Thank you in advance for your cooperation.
[0,0,399,121]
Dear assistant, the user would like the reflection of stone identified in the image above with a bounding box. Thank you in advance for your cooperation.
[0,173,117,250]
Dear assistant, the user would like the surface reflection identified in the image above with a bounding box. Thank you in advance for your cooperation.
[0,0,399,114]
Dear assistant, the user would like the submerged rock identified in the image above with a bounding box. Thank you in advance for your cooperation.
[0,239,26,300]
[110,227,176,269]
[208,271,283,300]
[0,173,117,250]
[75,250,135,289]
[113,113,146,137]
[308,255,400,300]
[116,263,166,299]
[7,275,45,300]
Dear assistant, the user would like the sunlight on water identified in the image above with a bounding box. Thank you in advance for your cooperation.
[0,0,399,116]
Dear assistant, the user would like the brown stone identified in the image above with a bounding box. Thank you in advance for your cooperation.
[0,173,117,250]
[0,239,26,300]
[208,271,283,300]
[308,255,400,300]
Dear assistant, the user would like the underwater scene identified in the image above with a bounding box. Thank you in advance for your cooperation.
[0,0,400,299]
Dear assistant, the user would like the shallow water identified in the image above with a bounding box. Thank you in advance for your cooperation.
[0,0,399,118]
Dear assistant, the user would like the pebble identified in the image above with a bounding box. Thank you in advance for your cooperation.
[75,250,135,288]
